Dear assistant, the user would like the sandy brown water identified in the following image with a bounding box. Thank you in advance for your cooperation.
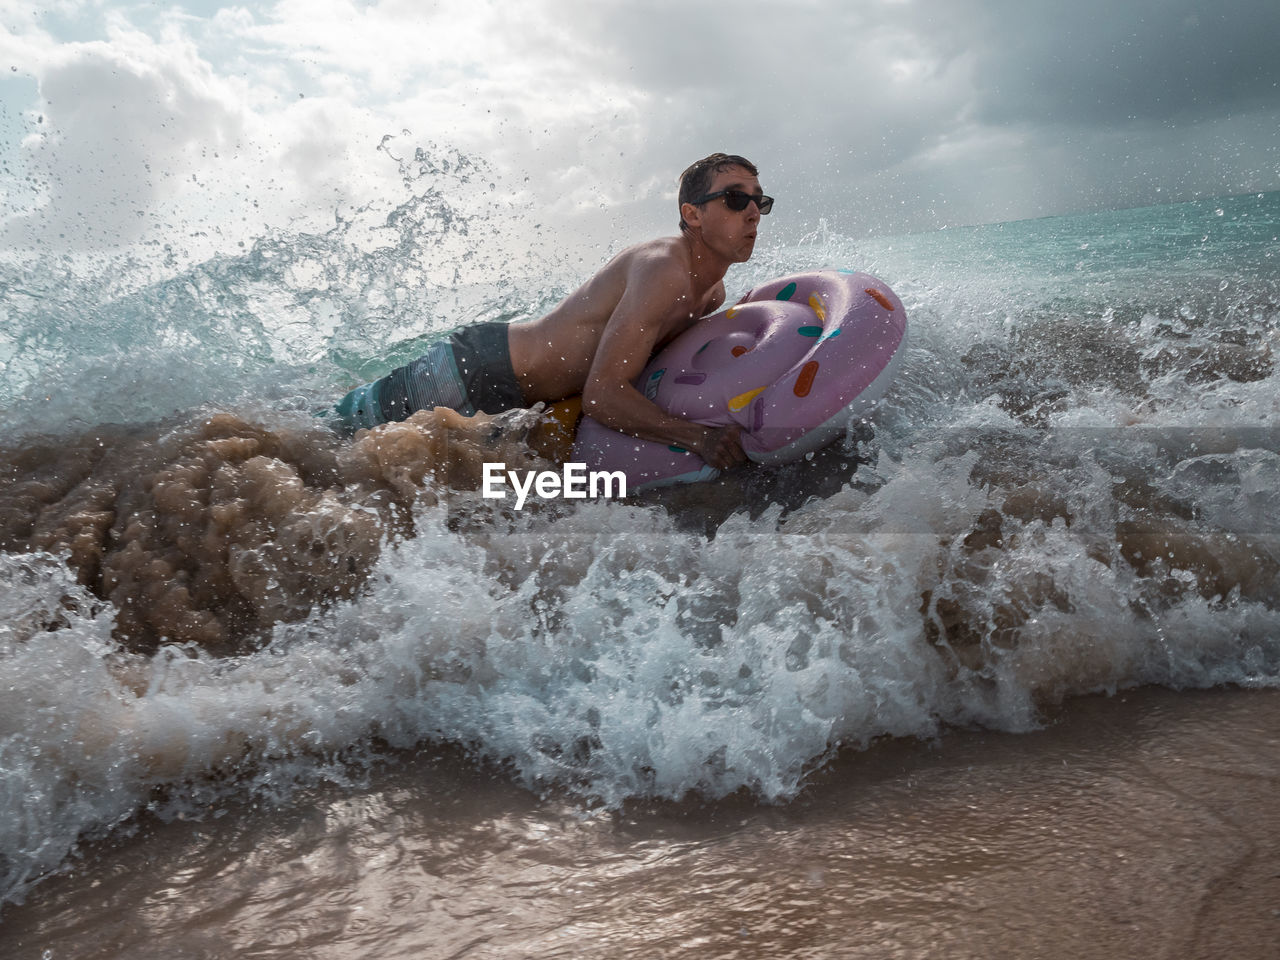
[1,685,1276,959]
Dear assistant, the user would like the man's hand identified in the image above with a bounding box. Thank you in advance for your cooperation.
[694,424,747,470]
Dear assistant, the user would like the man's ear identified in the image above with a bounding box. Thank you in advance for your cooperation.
[680,201,702,230]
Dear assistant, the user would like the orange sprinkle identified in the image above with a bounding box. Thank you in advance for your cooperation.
[866,288,894,311]
[731,345,751,357]
[794,360,820,397]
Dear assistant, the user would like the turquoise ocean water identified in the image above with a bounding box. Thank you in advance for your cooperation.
[1,186,1278,915]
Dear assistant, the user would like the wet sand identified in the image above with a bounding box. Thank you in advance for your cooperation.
[3,685,1277,959]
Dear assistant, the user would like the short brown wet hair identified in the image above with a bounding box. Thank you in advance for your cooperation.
[678,153,758,230]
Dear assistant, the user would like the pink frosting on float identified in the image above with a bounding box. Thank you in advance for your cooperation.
[573,270,909,491]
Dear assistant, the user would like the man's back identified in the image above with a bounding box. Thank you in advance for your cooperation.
[508,236,723,404]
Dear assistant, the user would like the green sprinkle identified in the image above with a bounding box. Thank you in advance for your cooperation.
[776,282,797,300]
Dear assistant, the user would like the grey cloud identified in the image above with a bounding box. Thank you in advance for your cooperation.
[5,0,1277,259]
[952,0,1280,126]
[529,0,1280,232]
[492,0,976,233]
[3,41,243,249]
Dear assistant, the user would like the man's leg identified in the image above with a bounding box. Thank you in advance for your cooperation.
[333,339,474,432]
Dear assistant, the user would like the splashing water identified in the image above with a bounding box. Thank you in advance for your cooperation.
[1,178,1278,907]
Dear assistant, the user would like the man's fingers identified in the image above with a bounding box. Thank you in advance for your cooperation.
[699,425,747,469]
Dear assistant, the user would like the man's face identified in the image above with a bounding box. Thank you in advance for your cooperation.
[690,165,764,263]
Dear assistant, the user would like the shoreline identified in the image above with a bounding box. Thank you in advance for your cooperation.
[2,684,1277,958]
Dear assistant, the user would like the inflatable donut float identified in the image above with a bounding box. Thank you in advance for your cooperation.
[572,270,908,490]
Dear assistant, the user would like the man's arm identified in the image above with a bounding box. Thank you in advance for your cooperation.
[581,258,745,469]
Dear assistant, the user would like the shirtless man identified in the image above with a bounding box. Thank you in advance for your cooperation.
[334,153,771,469]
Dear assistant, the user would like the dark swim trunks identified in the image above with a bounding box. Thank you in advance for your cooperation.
[333,322,525,431]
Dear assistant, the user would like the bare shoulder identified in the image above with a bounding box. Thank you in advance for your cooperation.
[608,236,692,284]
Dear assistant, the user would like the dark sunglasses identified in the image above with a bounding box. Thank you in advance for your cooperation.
[693,188,774,215]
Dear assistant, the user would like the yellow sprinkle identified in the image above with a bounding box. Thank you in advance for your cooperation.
[808,293,826,322]
[726,305,741,319]
[728,386,767,411]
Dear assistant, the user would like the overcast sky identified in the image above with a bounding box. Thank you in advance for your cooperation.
[2,0,1279,269]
